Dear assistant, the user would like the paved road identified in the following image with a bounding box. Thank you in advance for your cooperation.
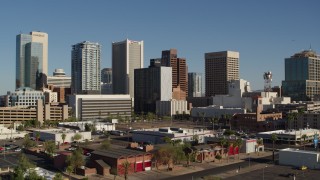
[164,155,275,180]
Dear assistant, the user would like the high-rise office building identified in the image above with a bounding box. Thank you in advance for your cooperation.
[71,41,101,94]
[282,50,320,101]
[101,68,112,94]
[101,68,112,84]
[188,72,203,97]
[134,61,172,114]
[161,49,188,100]
[205,51,239,97]
[16,31,48,89]
[112,39,144,98]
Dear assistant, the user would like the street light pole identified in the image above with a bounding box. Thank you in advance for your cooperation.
[263,165,267,180]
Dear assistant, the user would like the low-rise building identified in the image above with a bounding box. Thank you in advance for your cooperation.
[0,100,69,125]
[156,100,189,116]
[257,128,320,145]
[33,128,91,144]
[90,148,152,174]
[279,148,320,169]
[0,123,27,140]
[132,127,213,144]
[191,105,246,120]
[68,94,132,120]
[58,121,115,131]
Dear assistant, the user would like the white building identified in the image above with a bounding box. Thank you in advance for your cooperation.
[132,127,213,144]
[47,69,71,88]
[0,123,27,140]
[42,88,58,103]
[5,87,44,108]
[112,39,144,98]
[71,41,101,94]
[191,105,246,119]
[33,128,91,144]
[257,128,320,144]
[68,94,132,120]
[156,100,189,116]
[58,121,115,132]
[279,148,320,169]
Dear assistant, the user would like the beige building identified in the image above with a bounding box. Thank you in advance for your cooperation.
[30,31,48,76]
[205,51,239,96]
[0,100,69,125]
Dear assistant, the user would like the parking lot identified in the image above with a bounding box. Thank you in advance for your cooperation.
[0,153,20,168]
[225,164,320,180]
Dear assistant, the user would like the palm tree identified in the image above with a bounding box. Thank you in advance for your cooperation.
[235,138,243,160]
[35,132,40,145]
[301,134,308,150]
[219,138,227,157]
[121,160,131,180]
[270,133,278,162]
[61,133,66,144]
[66,165,73,179]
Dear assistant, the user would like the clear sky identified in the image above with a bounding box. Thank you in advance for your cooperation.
[0,0,319,94]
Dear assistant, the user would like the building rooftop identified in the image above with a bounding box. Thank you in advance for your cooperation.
[92,148,150,159]
[258,128,319,136]
[280,148,320,155]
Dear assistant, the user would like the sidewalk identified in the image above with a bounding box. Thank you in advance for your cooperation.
[129,151,273,180]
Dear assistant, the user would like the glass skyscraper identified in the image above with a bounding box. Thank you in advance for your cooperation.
[16,32,48,90]
[188,72,203,97]
[282,50,320,101]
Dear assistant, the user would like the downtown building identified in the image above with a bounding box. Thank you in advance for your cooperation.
[47,69,72,103]
[134,60,172,114]
[188,72,203,97]
[205,51,239,96]
[161,49,188,100]
[112,39,144,98]
[282,50,320,101]
[71,41,101,94]
[16,31,48,90]
[101,68,112,94]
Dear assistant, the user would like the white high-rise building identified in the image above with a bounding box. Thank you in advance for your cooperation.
[47,69,71,88]
[71,41,101,94]
[112,39,144,98]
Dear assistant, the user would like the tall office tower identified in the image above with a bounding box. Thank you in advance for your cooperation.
[161,49,188,100]
[282,50,320,101]
[101,68,112,84]
[134,61,172,114]
[71,41,101,94]
[101,68,112,94]
[16,31,48,89]
[112,39,144,98]
[188,72,203,97]
[205,51,239,97]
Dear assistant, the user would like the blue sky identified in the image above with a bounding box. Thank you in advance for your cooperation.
[0,0,319,94]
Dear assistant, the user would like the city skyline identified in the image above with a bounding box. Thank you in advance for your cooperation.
[0,1,319,94]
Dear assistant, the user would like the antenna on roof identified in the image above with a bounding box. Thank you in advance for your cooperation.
[309,44,312,51]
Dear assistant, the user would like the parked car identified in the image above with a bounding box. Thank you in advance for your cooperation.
[14,148,22,152]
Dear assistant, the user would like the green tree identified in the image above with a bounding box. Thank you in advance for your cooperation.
[35,132,40,144]
[301,134,308,150]
[219,138,227,156]
[53,173,64,180]
[61,133,66,144]
[270,133,278,162]
[100,139,111,150]
[25,169,46,180]
[73,133,82,142]
[13,154,36,180]
[44,140,57,157]
[67,148,84,175]
[23,134,36,149]
[66,165,73,179]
